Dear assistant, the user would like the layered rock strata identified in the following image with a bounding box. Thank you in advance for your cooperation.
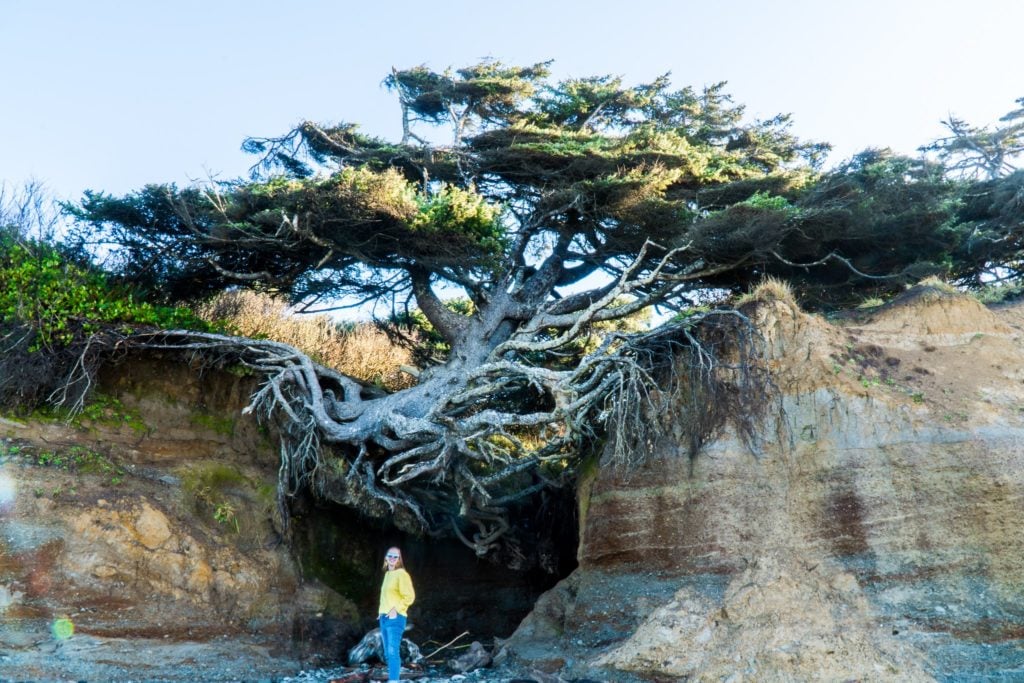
[0,357,350,681]
[503,288,1024,681]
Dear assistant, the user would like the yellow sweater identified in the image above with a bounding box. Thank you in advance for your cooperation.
[378,568,415,616]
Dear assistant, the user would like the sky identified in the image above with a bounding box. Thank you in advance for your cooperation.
[2,0,1022,203]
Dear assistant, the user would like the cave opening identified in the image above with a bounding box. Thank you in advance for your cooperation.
[288,486,579,653]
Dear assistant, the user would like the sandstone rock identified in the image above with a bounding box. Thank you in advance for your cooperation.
[92,564,118,578]
[596,554,931,681]
[133,502,173,549]
[0,357,359,681]
[506,290,1024,681]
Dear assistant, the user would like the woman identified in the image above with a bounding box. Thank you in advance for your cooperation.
[378,546,415,682]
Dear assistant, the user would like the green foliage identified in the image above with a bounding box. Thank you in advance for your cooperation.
[213,501,239,533]
[738,191,795,212]
[72,167,506,306]
[726,149,966,308]
[974,281,1024,304]
[65,65,1024,317]
[31,444,125,486]
[411,184,504,252]
[0,441,22,458]
[921,96,1024,179]
[384,60,552,129]
[948,170,1024,289]
[0,232,212,350]
[180,463,253,534]
[32,393,147,433]
[70,60,834,315]
[75,393,148,432]
[190,411,235,437]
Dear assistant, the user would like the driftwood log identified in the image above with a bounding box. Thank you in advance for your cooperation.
[347,625,424,668]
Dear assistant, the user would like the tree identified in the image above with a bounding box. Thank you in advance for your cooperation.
[921,97,1024,180]
[910,97,1024,295]
[71,61,957,561]
[946,169,1024,290]
[759,149,963,308]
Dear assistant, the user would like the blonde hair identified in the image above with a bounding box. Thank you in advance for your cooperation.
[382,546,405,571]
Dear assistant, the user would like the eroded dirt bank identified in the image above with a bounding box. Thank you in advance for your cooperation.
[0,356,560,681]
[6,286,1024,681]
[501,287,1024,681]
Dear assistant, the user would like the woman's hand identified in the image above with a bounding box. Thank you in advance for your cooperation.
[388,608,398,619]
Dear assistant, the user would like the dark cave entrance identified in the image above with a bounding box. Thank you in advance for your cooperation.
[289,487,579,653]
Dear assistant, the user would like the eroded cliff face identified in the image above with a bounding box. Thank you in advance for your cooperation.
[0,356,355,681]
[502,287,1024,681]
[6,287,1022,680]
[0,354,562,681]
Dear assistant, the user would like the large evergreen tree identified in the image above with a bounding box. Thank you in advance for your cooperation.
[69,62,971,560]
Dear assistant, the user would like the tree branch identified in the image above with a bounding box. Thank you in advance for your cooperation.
[408,267,470,345]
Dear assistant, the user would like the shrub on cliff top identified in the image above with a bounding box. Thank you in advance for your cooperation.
[0,230,211,351]
[0,229,213,413]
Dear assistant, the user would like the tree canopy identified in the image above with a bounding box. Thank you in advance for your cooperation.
[64,63,1024,563]
[921,97,1024,180]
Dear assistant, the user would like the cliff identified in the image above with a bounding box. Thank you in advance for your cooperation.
[0,354,557,681]
[6,284,1024,680]
[0,356,356,680]
[502,285,1024,681]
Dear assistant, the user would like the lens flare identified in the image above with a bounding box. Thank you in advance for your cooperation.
[0,472,14,512]
[52,617,75,640]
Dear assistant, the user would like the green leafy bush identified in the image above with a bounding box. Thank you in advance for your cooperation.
[0,232,211,350]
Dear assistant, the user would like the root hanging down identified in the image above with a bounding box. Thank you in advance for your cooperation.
[121,304,774,561]
[11,238,776,563]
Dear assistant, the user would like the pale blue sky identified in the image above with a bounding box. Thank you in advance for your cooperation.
[3,0,1022,201]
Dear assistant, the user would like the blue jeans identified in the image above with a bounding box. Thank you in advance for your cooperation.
[379,613,406,681]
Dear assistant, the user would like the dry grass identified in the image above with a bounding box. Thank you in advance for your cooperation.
[736,277,797,307]
[196,290,417,391]
[856,296,886,310]
[913,275,960,294]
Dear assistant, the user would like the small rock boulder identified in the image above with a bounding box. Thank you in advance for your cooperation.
[449,640,491,673]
